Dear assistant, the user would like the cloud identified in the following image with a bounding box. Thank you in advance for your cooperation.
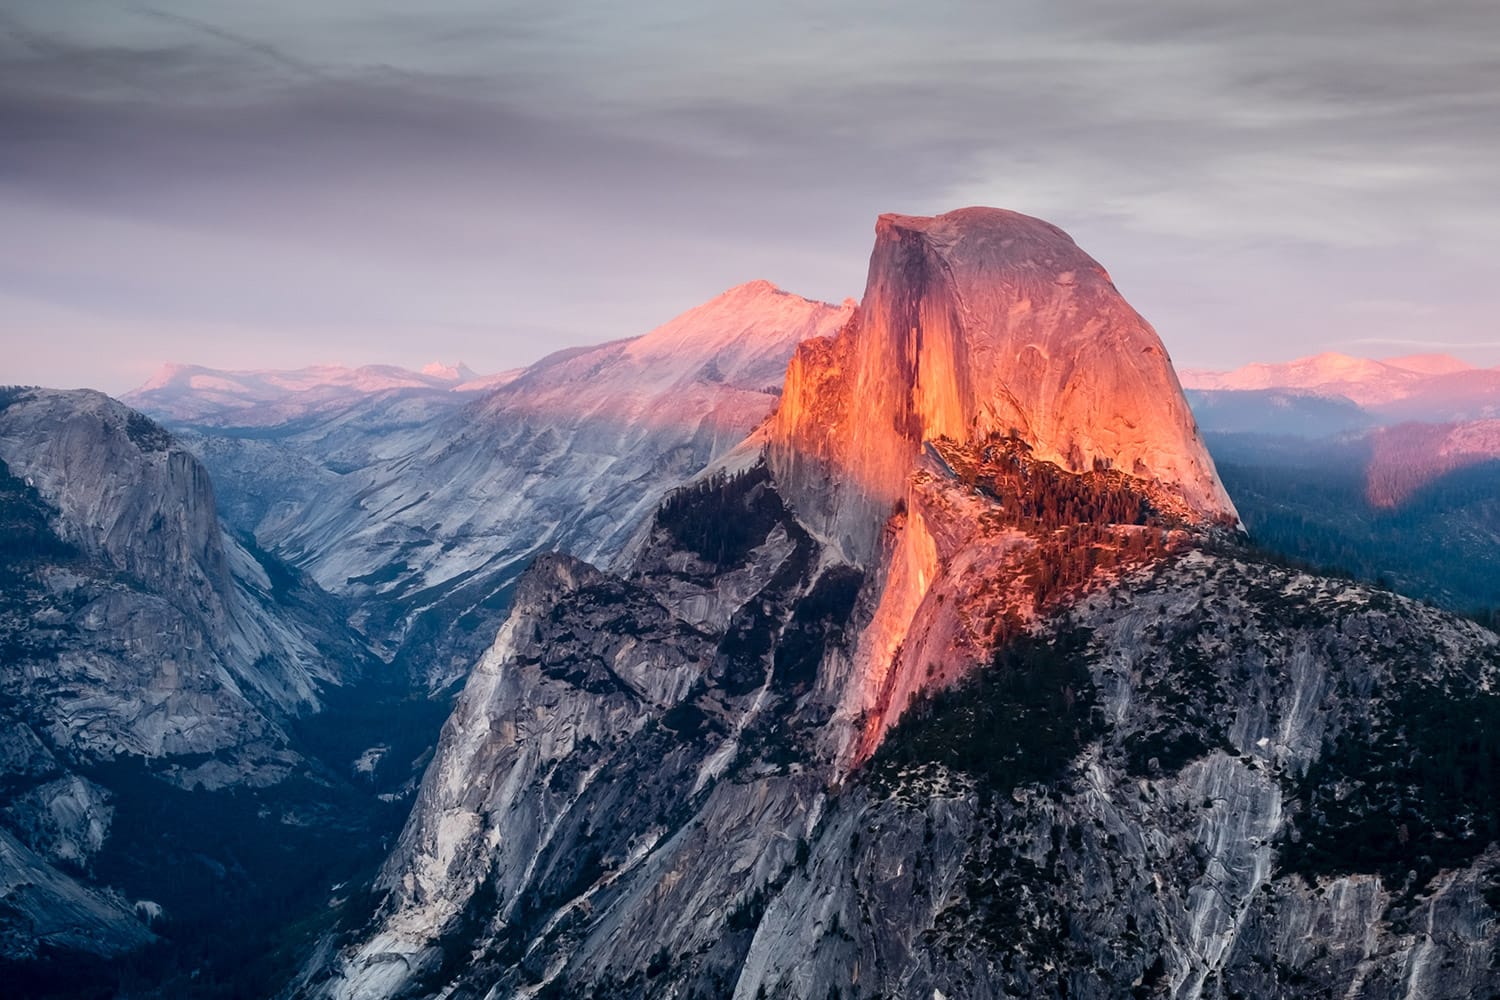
[1,0,1497,390]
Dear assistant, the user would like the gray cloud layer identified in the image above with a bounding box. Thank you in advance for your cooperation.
[2,1,1497,391]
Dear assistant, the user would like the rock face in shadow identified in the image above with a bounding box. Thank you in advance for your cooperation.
[0,389,357,762]
[0,387,372,966]
[0,389,351,767]
[306,476,1500,1000]
[769,208,1236,563]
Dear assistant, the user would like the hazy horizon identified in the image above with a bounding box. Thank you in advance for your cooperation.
[104,287,1500,402]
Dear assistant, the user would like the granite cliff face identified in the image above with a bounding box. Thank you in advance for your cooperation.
[299,211,1500,999]
[306,467,1500,1000]
[767,209,1237,760]
[732,554,1500,1000]
[768,208,1235,563]
[0,389,357,765]
[0,388,377,969]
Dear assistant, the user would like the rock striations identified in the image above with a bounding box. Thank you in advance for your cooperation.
[0,388,372,965]
[251,281,851,688]
[290,210,1500,1000]
[769,208,1235,563]
[766,208,1239,761]
[0,389,353,760]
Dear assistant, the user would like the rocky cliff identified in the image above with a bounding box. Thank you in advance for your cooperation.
[768,208,1235,564]
[0,387,380,974]
[295,211,1500,999]
[304,461,1500,1000]
[0,389,354,766]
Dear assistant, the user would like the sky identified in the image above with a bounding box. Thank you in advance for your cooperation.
[3,1,1498,393]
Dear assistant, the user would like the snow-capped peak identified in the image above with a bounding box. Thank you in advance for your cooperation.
[419,361,480,382]
[1180,350,1494,412]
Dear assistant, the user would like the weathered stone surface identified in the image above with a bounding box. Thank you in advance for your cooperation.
[0,389,356,764]
[308,490,1500,1000]
[299,209,1500,999]
[0,388,369,962]
[769,208,1235,563]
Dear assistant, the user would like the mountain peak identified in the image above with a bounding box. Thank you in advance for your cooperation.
[419,361,479,382]
[727,277,781,296]
[769,206,1236,560]
[696,279,835,313]
[135,362,204,392]
[622,281,852,368]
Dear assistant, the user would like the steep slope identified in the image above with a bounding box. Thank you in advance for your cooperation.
[126,363,527,557]
[0,389,358,758]
[302,209,1500,999]
[305,459,1500,1000]
[264,281,852,687]
[299,210,1500,1000]
[741,555,1500,1000]
[764,208,1237,761]
[0,387,388,984]
[769,208,1235,563]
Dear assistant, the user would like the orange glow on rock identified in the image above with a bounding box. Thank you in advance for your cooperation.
[754,209,1240,768]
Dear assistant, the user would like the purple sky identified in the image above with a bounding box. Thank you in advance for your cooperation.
[3,1,1499,393]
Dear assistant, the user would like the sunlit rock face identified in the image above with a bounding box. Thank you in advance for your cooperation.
[304,210,1500,1000]
[769,207,1238,761]
[770,207,1236,562]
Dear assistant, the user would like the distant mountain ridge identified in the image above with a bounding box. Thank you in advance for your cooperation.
[124,361,520,428]
[1182,349,1500,615]
[1182,350,1500,422]
[9,212,1500,1000]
